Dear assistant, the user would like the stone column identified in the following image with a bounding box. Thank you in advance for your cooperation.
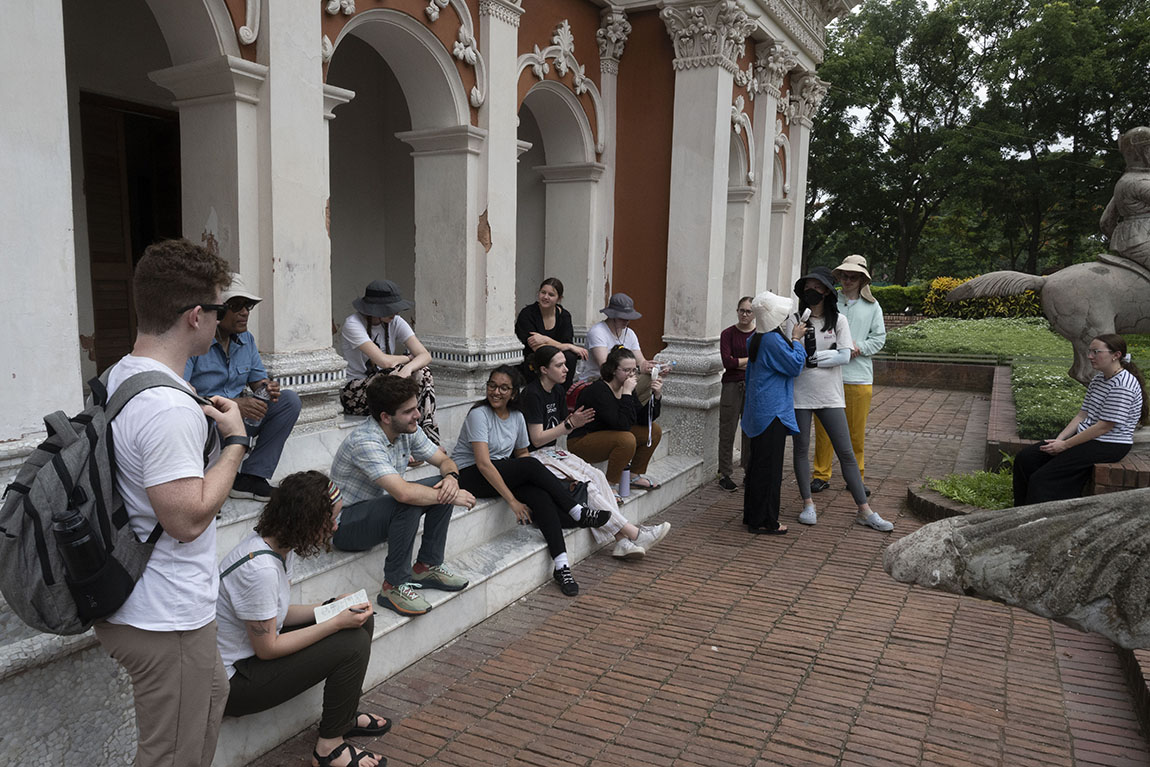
[783,71,828,289]
[537,162,607,327]
[0,3,83,453]
[769,198,793,295]
[659,0,755,470]
[254,2,347,425]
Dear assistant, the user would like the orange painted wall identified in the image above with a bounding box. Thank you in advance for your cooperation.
[612,11,675,354]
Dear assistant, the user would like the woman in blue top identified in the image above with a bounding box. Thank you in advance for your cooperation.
[451,365,611,597]
[742,291,808,534]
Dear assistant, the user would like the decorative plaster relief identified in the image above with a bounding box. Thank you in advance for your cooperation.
[659,1,756,74]
[425,0,449,21]
[793,72,829,125]
[731,95,755,184]
[479,0,524,27]
[322,34,334,63]
[597,7,632,66]
[239,0,260,44]
[325,0,356,15]
[517,21,607,154]
[737,42,798,100]
[762,0,823,62]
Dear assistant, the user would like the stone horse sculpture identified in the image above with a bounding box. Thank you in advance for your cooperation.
[947,127,1150,385]
[884,488,1150,649]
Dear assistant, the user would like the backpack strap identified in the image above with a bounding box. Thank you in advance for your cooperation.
[97,370,212,421]
[220,549,285,579]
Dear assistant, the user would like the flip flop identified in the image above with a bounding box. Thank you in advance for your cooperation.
[749,524,788,535]
[630,475,661,490]
[345,712,393,737]
[313,742,385,767]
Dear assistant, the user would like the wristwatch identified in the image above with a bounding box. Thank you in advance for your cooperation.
[445,470,460,480]
[222,435,253,453]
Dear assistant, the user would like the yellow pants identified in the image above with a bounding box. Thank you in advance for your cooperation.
[813,384,872,482]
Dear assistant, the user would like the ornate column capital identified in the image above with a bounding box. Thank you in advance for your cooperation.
[660,0,756,74]
[479,0,524,27]
[597,7,632,76]
[792,71,829,126]
[760,42,799,99]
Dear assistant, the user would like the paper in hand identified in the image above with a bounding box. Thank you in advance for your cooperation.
[313,589,369,624]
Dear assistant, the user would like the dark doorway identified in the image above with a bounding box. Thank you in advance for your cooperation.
[79,93,181,373]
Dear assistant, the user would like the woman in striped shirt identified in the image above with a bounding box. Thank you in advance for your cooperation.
[1013,334,1148,505]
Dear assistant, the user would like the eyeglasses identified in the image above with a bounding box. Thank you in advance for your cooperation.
[736,309,753,315]
[177,303,228,316]
[485,382,513,394]
[1087,348,1114,357]
[226,299,258,313]
[839,274,862,282]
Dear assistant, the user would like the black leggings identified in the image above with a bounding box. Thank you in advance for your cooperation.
[458,457,579,558]
[1013,438,1130,506]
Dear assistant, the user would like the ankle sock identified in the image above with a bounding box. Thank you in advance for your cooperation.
[567,505,583,521]
[553,553,569,570]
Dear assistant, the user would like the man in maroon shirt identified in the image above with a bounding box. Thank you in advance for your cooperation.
[718,296,756,491]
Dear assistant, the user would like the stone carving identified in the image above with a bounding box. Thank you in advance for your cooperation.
[734,42,798,101]
[478,0,523,27]
[597,7,632,68]
[322,34,334,63]
[660,1,756,74]
[791,72,829,125]
[731,95,755,184]
[425,0,449,21]
[763,0,822,62]
[239,0,260,45]
[325,0,355,15]
[884,489,1150,649]
[948,127,1150,384]
[517,21,607,154]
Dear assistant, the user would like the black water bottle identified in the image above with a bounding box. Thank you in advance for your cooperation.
[52,510,106,582]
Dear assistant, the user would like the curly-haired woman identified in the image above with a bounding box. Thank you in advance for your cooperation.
[216,471,389,767]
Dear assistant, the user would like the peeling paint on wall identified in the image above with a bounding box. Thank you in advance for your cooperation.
[201,229,219,256]
[477,209,492,253]
[79,334,96,362]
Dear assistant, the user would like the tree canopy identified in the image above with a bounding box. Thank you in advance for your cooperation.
[805,0,1150,284]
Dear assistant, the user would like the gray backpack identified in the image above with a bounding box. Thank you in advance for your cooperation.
[0,370,212,635]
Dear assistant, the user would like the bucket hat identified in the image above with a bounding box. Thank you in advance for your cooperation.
[221,273,262,305]
[751,291,793,332]
[600,293,642,320]
[354,279,414,317]
[793,266,836,300]
[832,254,875,302]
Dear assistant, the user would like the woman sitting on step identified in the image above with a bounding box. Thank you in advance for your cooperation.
[451,365,612,597]
[216,471,389,767]
[521,345,670,560]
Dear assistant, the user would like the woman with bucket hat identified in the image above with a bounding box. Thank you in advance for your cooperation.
[339,280,440,444]
[784,267,894,532]
[811,255,886,497]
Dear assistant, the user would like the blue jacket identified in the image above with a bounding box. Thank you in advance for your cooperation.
[742,330,807,437]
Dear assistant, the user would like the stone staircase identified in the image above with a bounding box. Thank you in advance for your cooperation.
[0,397,704,766]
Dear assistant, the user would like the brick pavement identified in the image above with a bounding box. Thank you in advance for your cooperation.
[248,387,1148,766]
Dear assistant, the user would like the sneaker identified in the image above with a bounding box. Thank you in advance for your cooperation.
[798,505,817,525]
[230,473,273,502]
[634,522,671,552]
[553,566,579,596]
[717,476,738,492]
[410,564,469,592]
[857,511,894,532]
[810,478,830,494]
[577,507,611,528]
[377,583,431,615]
[612,538,646,559]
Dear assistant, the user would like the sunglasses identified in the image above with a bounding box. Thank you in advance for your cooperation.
[226,299,258,313]
[177,303,229,316]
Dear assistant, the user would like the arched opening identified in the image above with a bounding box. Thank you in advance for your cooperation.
[724,129,755,312]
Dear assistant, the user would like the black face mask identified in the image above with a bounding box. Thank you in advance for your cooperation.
[803,289,825,307]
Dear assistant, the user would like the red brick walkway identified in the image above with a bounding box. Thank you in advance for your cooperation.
[249,387,1148,766]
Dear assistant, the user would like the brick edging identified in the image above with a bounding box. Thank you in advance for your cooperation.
[905,484,980,521]
[1116,647,1150,744]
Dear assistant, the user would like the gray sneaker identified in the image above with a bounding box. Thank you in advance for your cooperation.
[798,505,817,525]
[377,583,431,615]
[410,564,469,592]
[634,522,670,552]
[856,511,894,532]
[612,538,646,559]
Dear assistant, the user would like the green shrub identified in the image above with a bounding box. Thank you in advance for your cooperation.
[922,276,1043,319]
[884,317,1063,362]
[871,284,927,314]
[1012,362,1086,440]
[926,459,1014,510]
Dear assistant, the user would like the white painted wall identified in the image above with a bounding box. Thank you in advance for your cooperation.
[516,106,546,312]
[328,35,416,329]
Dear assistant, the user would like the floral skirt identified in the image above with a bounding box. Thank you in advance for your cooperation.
[340,365,440,445]
[531,448,627,545]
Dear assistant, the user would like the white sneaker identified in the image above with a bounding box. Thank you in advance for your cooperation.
[612,538,646,559]
[857,511,894,532]
[634,522,671,552]
[798,505,817,525]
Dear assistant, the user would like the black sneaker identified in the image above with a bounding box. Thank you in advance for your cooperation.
[577,508,611,528]
[553,566,579,596]
[810,478,830,494]
[717,476,738,492]
[230,473,273,502]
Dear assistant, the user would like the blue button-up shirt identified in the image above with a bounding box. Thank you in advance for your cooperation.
[184,332,268,399]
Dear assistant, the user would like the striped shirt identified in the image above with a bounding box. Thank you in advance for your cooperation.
[1078,369,1143,444]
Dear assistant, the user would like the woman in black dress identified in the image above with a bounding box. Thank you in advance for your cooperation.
[514,277,588,388]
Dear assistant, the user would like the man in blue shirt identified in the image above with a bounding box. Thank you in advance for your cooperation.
[185,274,301,501]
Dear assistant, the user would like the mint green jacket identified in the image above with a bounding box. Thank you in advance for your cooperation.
[838,294,886,385]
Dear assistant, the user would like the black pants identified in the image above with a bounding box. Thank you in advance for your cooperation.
[743,417,789,530]
[458,457,579,558]
[225,616,374,739]
[1013,439,1130,506]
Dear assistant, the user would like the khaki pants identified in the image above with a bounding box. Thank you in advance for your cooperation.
[718,380,749,478]
[813,383,872,482]
[568,424,662,484]
[95,620,229,767]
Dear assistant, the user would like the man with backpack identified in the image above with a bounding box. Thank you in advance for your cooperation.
[93,239,250,766]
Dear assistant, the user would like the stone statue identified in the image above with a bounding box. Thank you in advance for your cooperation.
[946,127,1150,385]
[883,488,1150,649]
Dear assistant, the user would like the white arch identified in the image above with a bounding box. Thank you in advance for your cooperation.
[144,0,237,64]
[521,81,596,165]
[729,128,749,188]
[332,9,470,130]
[774,131,791,199]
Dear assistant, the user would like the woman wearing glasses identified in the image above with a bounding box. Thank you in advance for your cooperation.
[716,296,756,492]
[1013,334,1147,505]
[451,366,611,597]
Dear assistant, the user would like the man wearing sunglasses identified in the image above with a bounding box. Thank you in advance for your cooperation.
[185,273,301,502]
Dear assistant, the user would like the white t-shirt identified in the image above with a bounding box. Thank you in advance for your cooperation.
[105,354,220,631]
[585,320,640,354]
[450,406,530,470]
[340,313,416,380]
[784,313,854,410]
[216,531,294,678]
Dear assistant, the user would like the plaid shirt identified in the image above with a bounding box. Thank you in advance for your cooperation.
[331,418,439,506]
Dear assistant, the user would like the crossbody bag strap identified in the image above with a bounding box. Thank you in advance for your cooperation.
[220,549,285,579]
